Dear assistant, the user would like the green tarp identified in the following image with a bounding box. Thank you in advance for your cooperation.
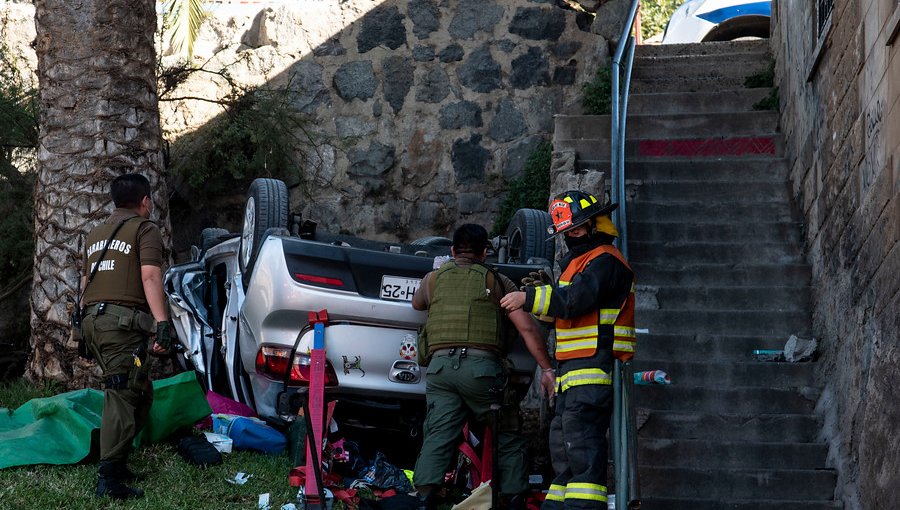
[0,371,212,469]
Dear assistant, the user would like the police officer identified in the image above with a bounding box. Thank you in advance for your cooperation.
[501,191,636,510]
[81,173,172,500]
[412,224,555,509]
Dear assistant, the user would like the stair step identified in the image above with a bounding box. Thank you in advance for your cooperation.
[638,411,822,442]
[629,198,796,222]
[632,360,818,388]
[634,333,791,362]
[629,241,803,265]
[631,75,765,93]
[555,135,784,160]
[640,284,810,311]
[637,309,811,336]
[628,221,802,244]
[581,157,788,182]
[554,112,778,140]
[634,385,818,414]
[638,466,836,501]
[638,438,828,469]
[631,55,770,81]
[630,263,811,287]
[628,179,791,203]
[639,497,842,510]
[628,89,776,115]
[634,40,770,58]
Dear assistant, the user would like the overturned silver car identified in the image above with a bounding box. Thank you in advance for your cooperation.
[165,178,554,429]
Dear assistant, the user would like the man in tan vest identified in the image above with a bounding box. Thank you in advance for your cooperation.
[81,173,172,500]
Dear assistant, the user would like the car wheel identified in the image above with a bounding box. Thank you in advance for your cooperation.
[505,208,553,263]
[239,178,289,285]
[199,227,232,252]
[410,236,453,247]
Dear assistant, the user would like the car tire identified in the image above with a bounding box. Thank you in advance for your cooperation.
[199,227,232,252]
[410,236,453,247]
[505,208,553,263]
[239,178,289,286]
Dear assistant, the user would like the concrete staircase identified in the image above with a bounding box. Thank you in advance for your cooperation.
[553,40,840,509]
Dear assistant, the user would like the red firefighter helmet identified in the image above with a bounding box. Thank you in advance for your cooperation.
[547,190,618,236]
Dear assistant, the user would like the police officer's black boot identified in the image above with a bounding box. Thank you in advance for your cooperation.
[95,460,145,500]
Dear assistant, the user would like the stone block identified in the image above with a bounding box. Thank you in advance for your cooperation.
[510,46,551,89]
[334,116,375,138]
[503,135,545,180]
[488,98,527,142]
[416,66,451,103]
[402,129,442,188]
[357,4,406,53]
[439,101,483,130]
[457,45,502,93]
[333,60,377,102]
[449,0,504,40]
[383,56,414,113]
[458,192,486,214]
[408,0,440,40]
[438,43,465,63]
[412,45,435,62]
[452,134,490,184]
[509,6,567,41]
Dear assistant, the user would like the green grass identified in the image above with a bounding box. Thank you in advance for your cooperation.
[0,380,298,509]
[0,445,298,509]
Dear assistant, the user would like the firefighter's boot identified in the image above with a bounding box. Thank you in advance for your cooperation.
[96,460,145,500]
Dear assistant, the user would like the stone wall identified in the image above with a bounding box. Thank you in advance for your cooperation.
[771,0,900,508]
[2,1,608,251]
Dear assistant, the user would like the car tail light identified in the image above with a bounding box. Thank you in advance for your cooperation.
[293,273,344,287]
[255,346,339,386]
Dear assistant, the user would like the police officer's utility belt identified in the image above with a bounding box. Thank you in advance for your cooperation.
[431,346,502,362]
[83,302,156,335]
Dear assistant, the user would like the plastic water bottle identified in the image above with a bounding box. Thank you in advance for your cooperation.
[633,370,671,385]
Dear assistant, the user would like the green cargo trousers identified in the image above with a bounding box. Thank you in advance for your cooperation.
[413,351,528,495]
[83,309,154,464]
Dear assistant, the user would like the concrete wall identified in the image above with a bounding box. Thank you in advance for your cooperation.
[771,0,900,508]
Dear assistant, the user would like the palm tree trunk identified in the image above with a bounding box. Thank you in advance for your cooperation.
[28,0,170,388]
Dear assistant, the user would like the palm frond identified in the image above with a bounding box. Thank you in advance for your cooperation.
[164,0,207,59]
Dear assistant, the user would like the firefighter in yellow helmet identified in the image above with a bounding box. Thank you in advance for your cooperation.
[501,190,636,510]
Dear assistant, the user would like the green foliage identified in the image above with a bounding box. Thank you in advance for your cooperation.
[0,41,37,288]
[745,61,776,88]
[753,87,780,111]
[640,0,682,41]
[582,67,612,115]
[169,75,319,196]
[0,379,57,409]
[493,141,552,236]
[161,0,207,59]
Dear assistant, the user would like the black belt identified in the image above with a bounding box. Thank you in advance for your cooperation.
[431,346,502,362]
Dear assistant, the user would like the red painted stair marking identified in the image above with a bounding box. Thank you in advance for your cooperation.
[639,137,776,157]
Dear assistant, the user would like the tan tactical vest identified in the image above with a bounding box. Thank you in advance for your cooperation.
[82,216,152,309]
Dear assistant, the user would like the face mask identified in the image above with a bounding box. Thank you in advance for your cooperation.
[564,233,593,250]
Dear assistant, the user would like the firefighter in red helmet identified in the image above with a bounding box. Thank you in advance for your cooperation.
[501,190,636,509]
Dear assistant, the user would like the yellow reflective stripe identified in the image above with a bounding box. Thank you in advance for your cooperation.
[565,482,608,502]
[599,308,619,324]
[613,341,635,353]
[530,286,552,316]
[556,339,596,352]
[559,368,611,390]
[558,280,571,287]
[546,484,565,502]
[556,325,599,339]
[615,326,636,338]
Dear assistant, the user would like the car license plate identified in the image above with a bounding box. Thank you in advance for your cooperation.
[380,276,421,301]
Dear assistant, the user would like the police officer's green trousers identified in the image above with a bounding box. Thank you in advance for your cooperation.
[83,312,154,464]
[413,352,528,495]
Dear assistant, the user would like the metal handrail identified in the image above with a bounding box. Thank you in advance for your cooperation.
[610,1,641,509]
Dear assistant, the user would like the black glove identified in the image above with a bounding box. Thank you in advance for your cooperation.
[520,269,553,290]
[155,321,173,350]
